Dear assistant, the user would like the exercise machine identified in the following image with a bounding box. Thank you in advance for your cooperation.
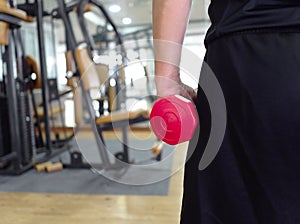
[0,0,35,174]
[52,0,163,169]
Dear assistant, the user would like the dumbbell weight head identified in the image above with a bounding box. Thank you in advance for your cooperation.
[150,95,199,145]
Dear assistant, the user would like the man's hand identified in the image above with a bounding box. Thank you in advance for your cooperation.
[155,75,197,101]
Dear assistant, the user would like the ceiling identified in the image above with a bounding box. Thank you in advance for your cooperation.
[92,0,209,27]
[16,0,210,43]
[90,0,210,36]
[17,0,209,31]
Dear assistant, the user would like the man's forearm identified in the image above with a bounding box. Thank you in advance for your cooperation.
[152,0,192,44]
[152,0,192,96]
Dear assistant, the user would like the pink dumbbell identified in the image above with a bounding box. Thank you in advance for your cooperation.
[150,95,199,145]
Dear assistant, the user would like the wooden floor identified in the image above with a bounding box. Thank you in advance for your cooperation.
[0,130,188,224]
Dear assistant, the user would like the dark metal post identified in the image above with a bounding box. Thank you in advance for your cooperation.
[76,0,95,51]
[82,87,111,168]
[4,31,22,170]
[121,126,129,163]
[56,0,77,51]
[35,0,52,151]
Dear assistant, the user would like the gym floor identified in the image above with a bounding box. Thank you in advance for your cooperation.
[0,130,188,224]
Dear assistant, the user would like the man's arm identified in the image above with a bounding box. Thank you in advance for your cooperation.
[152,0,195,99]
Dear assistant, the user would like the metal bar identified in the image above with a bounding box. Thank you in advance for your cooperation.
[18,27,45,148]
[4,31,22,171]
[76,0,95,52]
[50,18,67,140]
[29,83,44,147]
[50,15,59,79]
[82,88,111,168]
[64,0,80,14]
[0,14,21,27]
[57,95,67,139]
[35,0,51,151]
[16,29,25,56]
[0,152,17,163]
[56,0,77,51]
[9,0,16,8]
[121,126,129,163]
[33,144,69,164]
[0,161,32,175]
[11,30,23,80]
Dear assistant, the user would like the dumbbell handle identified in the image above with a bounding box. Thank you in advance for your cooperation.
[150,95,198,145]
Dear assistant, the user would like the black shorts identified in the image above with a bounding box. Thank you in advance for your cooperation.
[180,31,300,224]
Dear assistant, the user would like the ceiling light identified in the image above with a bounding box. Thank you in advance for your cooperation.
[122,17,132,25]
[109,4,121,13]
[107,24,113,31]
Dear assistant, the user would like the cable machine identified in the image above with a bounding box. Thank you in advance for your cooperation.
[76,0,163,163]
[0,0,164,174]
[0,0,76,174]
[0,0,35,174]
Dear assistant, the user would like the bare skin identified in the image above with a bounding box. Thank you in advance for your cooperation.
[152,0,196,101]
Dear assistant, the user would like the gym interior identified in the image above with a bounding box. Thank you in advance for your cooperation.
[0,0,209,223]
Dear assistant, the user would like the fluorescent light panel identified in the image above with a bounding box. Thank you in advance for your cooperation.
[109,4,121,13]
[122,17,132,25]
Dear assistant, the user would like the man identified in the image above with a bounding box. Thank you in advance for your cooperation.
[153,0,300,223]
